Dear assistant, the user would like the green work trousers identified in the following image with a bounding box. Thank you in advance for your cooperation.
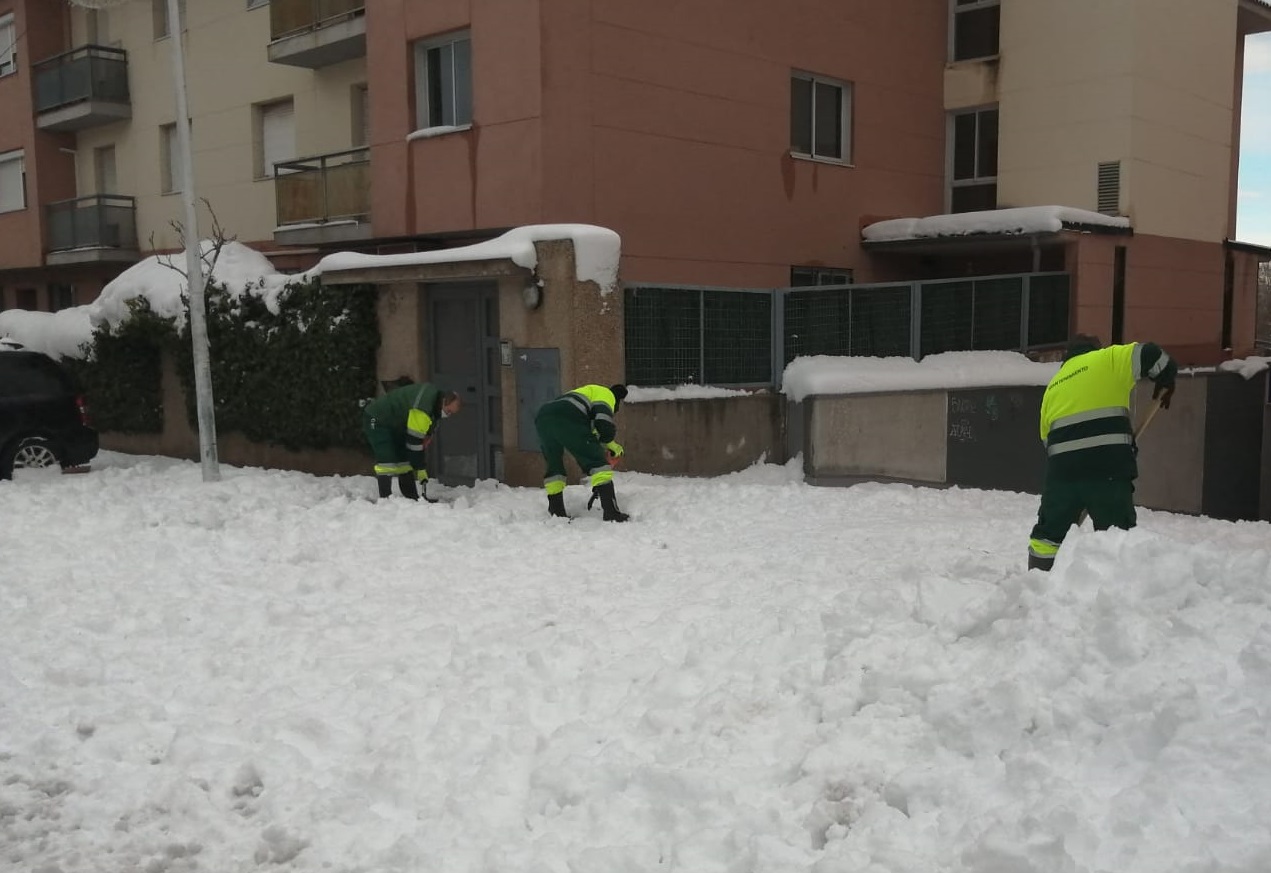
[1029,472,1136,556]
[535,403,611,493]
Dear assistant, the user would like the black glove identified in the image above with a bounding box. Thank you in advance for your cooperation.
[1152,382,1175,410]
[587,490,599,511]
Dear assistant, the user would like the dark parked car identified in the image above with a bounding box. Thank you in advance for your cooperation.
[0,347,99,479]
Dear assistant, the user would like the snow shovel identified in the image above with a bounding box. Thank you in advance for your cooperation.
[1077,396,1164,526]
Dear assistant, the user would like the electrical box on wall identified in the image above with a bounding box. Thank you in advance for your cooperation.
[514,348,561,452]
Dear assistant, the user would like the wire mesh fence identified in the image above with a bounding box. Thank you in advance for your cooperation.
[624,273,1070,387]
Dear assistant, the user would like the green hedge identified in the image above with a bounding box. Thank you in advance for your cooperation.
[175,276,379,451]
[76,275,380,452]
[63,298,170,434]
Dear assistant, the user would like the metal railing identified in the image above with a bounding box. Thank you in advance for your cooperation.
[624,273,1071,387]
[274,148,370,226]
[270,0,365,40]
[46,195,138,252]
[33,45,129,113]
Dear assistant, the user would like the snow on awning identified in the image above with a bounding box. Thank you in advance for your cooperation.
[862,206,1131,245]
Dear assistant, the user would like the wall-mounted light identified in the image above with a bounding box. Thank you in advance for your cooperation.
[522,276,543,310]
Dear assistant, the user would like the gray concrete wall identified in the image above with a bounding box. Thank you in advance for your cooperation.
[620,394,782,478]
[1131,378,1206,515]
[796,372,1267,520]
[807,392,948,483]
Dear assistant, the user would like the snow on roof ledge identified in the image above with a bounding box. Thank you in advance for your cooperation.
[316,224,622,294]
[862,206,1131,243]
[781,351,1061,402]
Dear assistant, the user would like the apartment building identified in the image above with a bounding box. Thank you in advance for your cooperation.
[1,0,1268,365]
[0,0,367,311]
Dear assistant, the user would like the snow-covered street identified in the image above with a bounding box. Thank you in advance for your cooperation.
[3,452,1270,872]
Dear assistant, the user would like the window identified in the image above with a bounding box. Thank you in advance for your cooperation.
[50,285,75,312]
[255,99,295,177]
[952,0,1000,62]
[790,72,852,163]
[94,145,117,194]
[0,12,16,77]
[87,9,120,48]
[0,150,26,213]
[352,84,370,147]
[161,124,182,194]
[153,0,187,39]
[17,288,38,310]
[790,267,854,287]
[413,31,472,130]
[949,107,997,213]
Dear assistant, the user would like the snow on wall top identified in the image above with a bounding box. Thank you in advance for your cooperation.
[317,224,622,294]
[862,206,1131,243]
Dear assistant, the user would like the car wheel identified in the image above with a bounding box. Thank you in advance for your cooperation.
[7,436,61,472]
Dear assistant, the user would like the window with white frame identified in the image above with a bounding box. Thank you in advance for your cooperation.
[949,106,997,213]
[352,83,370,147]
[161,124,183,194]
[0,12,17,77]
[0,150,26,213]
[256,98,296,177]
[413,31,472,130]
[791,266,854,287]
[95,145,118,194]
[790,71,852,163]
[153,0,187,40]
[952,0,1000,62]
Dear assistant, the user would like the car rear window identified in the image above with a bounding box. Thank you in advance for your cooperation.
[0,353,76,398]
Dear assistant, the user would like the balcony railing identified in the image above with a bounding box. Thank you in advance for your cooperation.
[270,0,364,41]
[33,45,130,121]
[46,195,138,253]
[274,148,370,227]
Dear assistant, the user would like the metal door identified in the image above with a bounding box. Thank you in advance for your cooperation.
[427,282,501,484]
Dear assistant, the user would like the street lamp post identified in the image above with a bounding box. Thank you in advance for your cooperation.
[165,0,219,482]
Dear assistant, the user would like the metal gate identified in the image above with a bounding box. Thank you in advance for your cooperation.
[426,281,502,484]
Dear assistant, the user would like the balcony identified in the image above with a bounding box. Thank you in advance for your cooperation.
[45,195,140,265]
[273,148,372,246]
[34,45,131,132]
[268,0,366,68]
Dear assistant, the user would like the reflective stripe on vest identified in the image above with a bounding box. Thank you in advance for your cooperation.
[563,392,590,415]
[1047,433,1133,456]
[1046,405,1131,456]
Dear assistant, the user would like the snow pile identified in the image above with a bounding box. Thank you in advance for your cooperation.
[781,350,1061,401]
[318,224,622,294]
[88,240,298,330]
[626,384,759,402]
[0,306,95,360]
[863,205,1131,242]
[2,454,1270,872]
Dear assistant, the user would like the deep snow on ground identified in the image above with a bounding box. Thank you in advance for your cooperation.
[2,452,1270,873]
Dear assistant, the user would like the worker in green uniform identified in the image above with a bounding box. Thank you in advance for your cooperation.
[362,381,462,502]
[535,383,629,522]
[1027,335,1176,571]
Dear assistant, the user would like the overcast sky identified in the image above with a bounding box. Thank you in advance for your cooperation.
[1238,33,1271,247]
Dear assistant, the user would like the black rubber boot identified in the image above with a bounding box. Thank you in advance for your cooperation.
[376,475,393,500]
[1028,553,1054,572]
[547,492,569,518]
[593,481,629,523]
[397,473,420,500]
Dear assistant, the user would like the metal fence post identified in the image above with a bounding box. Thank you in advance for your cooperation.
[909,281,922,360]
[698,290,707,384]
[771,289,785,388]
[1021,274,1032,349]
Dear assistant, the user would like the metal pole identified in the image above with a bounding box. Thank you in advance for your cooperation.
[167,0,219,481]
